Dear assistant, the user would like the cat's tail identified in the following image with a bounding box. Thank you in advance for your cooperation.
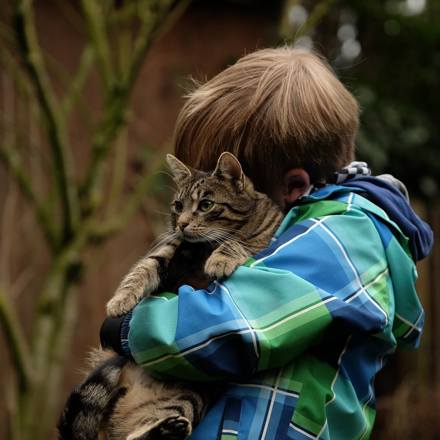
[57,353,128,440]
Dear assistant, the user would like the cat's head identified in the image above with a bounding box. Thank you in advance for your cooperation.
[166,152,257,242]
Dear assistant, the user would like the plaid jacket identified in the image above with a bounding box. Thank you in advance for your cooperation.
[125,184,424,440]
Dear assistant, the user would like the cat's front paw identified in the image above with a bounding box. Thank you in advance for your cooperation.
[107,258,161,317]
[106,290,140,317]
[204,254,240,279]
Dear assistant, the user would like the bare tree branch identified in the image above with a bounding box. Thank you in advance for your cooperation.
[41,289,79,434]
[124,0,175,86]
[0,144,57,250]
[29,222,90,399]
[13,0,79,240]
[279,0,337,43]
[301,0,337,36]
[81,0,191,214]
[62,45,95,117]
[0,287,32,392]
[279,0,301,43]
[91,152,166,240]
[1,2,190,438]
[80,0,113,91]
[107,129,128,216]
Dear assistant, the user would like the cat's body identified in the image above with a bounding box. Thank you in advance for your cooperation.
[105,153,282,318]
[58,348,208,440]
[58,153,283,439]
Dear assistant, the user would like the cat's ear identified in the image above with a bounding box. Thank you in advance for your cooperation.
[213,152,245,190]
[166,154,192,182]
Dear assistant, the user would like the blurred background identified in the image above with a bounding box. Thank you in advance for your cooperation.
[0,0,438,438]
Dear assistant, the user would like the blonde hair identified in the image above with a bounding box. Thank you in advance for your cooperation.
[174,47,359,193]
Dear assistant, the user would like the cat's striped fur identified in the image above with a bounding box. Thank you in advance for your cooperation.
[59,153,283,439]
[58,352,128,439]
[58,348,207,440]
[106,152,283,317]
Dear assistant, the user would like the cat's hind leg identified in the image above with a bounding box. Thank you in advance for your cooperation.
[110,372,206,440]
[127,416,191,440]
[127,387,206,439]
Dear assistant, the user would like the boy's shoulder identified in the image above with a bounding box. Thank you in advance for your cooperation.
[263,177,431,271]
[250,185,383,268]
[276,184,381,233]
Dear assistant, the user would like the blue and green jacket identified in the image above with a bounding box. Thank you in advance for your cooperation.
[121,180,432,440]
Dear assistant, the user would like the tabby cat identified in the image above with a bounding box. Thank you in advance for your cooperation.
[58,152,283,439]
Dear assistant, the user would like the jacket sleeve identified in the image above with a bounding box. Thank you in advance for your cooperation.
[126,210,395,381]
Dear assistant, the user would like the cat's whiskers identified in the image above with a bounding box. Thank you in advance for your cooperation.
[206,229,248,246]
[200,230,228,243]
[195,230,225,246]
[199,230,249,259]
[148,231,179,253]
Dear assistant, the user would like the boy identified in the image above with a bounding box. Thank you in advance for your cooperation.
[102,48,433,439]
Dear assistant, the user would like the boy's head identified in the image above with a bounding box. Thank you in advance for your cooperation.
[174,47,359,199]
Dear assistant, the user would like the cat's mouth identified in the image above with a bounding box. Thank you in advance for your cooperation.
[182,233,208,243]
[178,229,210,243]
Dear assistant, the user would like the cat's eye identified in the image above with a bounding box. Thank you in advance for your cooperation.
[173,200,183,213]
[198,199,214,212]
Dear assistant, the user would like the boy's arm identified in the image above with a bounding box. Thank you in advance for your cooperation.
[121,211,398,381]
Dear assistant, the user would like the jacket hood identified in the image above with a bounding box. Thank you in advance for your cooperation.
[341,176,433,262]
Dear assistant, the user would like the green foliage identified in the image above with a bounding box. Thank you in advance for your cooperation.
[347,0,440,199]
[281,0,440,198]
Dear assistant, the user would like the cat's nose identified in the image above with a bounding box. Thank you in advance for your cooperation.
[178,221,189,231]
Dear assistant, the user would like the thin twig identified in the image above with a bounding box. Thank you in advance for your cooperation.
[279,0,301,43]
[279,0,337,43]
[0,184,17,288]
[62,45,95,117]
[0,144,57,250]
[124,0,176,87]
[91,152,166,240]
[300,0,337,37]
[107,129,128,216]
[80,0,113,91]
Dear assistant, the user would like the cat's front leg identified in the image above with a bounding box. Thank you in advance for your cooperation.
[106,257,162,317]
[106,237,182,317]
[204,241,250,279]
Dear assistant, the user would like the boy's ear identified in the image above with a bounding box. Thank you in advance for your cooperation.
[213,152,245,190]
[282,168,311,205]
[166,154,192,182]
